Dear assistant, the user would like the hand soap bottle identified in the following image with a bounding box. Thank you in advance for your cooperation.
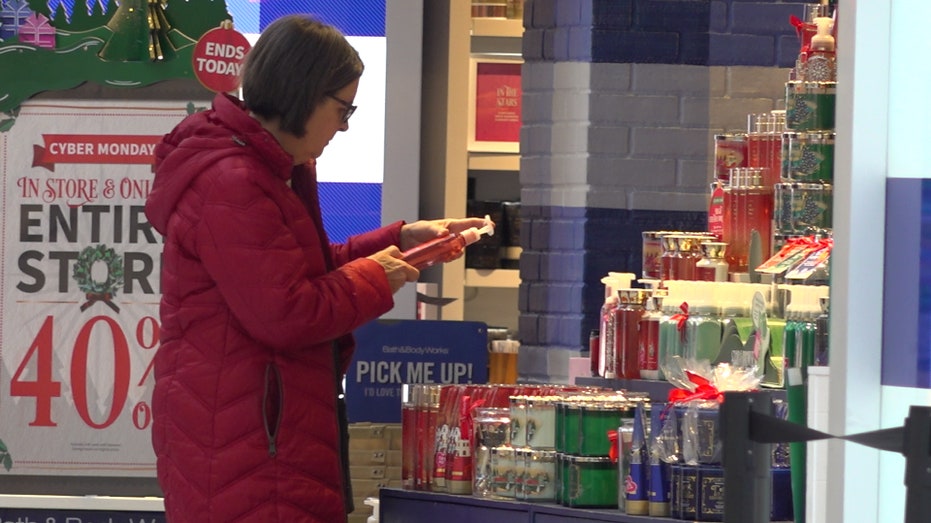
[806,17,836,82]
[401,215,495,269]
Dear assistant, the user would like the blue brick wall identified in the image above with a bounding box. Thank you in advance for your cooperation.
[524,0,808,66]
[517,0,801,379]
[520,204,706,348]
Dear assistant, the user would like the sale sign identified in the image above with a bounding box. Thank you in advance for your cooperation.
[192,26,251,93]
[0,100,198,476]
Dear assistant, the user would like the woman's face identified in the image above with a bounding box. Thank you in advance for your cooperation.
[282,78,359,165]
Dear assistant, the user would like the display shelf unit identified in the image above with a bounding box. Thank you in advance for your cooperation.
[421,0,522,327]
[381,488,793,523]
[380,488,674,523]
[471,17,524,38]
[465,268,521,288]
[575,377,788,403]
[468,152,521,171]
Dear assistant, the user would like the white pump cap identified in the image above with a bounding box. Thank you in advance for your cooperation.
[459,214,495,246]
[782,284,830,321]
[661,280,688,314]
[811,17,835,52]
[685,281,718,315]
[601,272,636,300]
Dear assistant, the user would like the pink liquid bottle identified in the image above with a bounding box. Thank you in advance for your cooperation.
[401,216,494,269]
[743,171,774,264]
[767,111,786,185]
[746,114,764,169]
[723,168,748,272]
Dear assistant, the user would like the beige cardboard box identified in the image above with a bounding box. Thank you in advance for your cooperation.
[384,465,402,480]
[352,478,401,499]
[349,422,388,440]
[349,449,388,466]
[351,478,388,498]
[350,465,386,480]
[384,423,402,450]
[386,449,402,467]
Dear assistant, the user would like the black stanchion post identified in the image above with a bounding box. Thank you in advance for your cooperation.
[721,391,772,523]
[904,405,931,523]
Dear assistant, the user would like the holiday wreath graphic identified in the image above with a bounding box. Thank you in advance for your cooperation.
[0,438,11,471]
[73,244,124,313]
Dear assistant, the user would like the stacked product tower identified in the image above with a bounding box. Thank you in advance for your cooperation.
[585,2,839,521]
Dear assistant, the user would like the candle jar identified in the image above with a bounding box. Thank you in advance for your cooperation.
[641,231,665,280]
[660,233,681,281]
[695,242,729,282]
[673,235,699,281]
[714,133,747,185]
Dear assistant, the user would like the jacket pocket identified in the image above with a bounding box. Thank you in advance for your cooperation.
[263,362,283,456]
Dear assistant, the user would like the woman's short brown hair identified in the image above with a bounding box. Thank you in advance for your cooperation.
[240,15,364,137]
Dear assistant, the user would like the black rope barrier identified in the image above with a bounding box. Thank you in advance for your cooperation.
[721,391,931,523]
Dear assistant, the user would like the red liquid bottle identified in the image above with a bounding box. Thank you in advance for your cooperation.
[614,289,648,379]
[638,296,663,380]
[401,218,494,269]
[401,384,417,489]
[744,172,774,263]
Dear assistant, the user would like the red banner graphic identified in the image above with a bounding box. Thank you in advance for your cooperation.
[32,134,161,171]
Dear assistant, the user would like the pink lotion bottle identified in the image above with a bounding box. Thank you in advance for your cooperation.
[401,215,495,269]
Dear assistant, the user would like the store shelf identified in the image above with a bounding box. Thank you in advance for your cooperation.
[468,152,521,171]
[575,377,787,403]
[466,268,520,288]
[380,488,670,523]
[471,18,524,38]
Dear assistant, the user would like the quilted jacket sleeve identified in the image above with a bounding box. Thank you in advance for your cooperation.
[329,221,405,267]
[192,172,395,352]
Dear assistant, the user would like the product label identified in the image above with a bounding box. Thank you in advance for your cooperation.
[707,185,725,240]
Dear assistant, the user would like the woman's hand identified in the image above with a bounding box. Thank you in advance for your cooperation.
[367,246,420,293]
[400,217,492,251]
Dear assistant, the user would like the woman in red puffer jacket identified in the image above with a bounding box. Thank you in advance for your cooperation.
[144,15,486,522]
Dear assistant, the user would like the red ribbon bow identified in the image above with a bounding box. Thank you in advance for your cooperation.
[669,302,689,333]
[666,370,724,405]
[607,429,620,463]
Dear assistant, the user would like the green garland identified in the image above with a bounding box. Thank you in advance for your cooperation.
[73,245,123,295]
[0,438,11,472]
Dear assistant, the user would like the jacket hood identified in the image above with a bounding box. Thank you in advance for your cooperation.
[145,93,294,234]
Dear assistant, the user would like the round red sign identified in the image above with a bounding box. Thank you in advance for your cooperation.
[191,27,252,93]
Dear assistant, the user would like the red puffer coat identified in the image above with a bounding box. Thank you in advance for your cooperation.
[144,93,400,522]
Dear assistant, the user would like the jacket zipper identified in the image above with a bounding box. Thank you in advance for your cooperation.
[263,363,283,456]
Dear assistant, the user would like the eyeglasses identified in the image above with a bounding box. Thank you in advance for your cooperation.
[327,93,357,123]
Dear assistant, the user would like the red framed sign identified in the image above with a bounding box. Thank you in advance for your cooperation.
[468,56,522,153]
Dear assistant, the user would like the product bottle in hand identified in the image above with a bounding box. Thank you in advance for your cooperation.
[401,216,495,269]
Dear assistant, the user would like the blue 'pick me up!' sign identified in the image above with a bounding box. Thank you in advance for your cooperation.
[345,319,489,423]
